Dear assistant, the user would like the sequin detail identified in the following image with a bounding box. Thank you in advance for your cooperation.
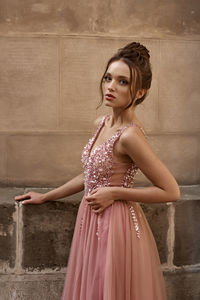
[96,214,101,240]
[127,202,141,239]
[122,165,138,188]
[79,202,87,233]
[81,116,114,196]
[81,115,146,239]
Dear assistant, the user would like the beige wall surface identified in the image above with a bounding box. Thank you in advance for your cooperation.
[0,0,199,187]
[0,0,199,37]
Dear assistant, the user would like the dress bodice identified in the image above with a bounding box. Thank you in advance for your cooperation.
[81,115,146,196]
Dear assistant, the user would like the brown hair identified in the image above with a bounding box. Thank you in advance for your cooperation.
[99,42,152,108]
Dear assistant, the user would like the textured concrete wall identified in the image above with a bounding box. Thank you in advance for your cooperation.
[0,1,199,187]
[0,0,200,299]
[0,186,200,300]
[0,0,199,37]
[0,36,199,187]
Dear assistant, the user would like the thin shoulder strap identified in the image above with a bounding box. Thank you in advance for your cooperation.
[109,122,147,154]
[118,122,147,139]
[93,115,107,139]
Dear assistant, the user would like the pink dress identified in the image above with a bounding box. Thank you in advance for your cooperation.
[62,115,167,300]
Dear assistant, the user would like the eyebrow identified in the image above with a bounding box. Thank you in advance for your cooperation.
[105,72,130,80]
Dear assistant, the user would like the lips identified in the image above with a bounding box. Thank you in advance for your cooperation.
[105,93,116,100]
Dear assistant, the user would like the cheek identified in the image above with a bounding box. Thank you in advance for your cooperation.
[102,83,106,94]
[120,87,131,98]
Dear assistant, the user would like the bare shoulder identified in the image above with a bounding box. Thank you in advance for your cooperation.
[89,115,105,134]
[92,115,107,132]
[120,125,147,147]
[119,125,154,166]
[93,115,104,127]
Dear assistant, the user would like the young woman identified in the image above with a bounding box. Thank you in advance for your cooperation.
[15,42,180,300]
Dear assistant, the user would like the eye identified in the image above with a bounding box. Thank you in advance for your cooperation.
[103,75,112,82]
[119,79,129,85]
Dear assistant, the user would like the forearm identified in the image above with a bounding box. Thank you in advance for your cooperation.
[42,172,85,202]
[112,185,180,204]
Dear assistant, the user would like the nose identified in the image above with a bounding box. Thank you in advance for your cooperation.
[108,79,116,91]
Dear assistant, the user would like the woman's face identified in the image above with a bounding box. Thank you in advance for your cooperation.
[102,60,133,109]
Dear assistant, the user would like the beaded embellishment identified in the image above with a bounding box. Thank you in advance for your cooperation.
[127,203,141,238]
[81,115,146,239]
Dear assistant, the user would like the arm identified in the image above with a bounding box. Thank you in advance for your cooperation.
[15,172,84,204]
[86,127,180,213]
[15,116,104,205]
[112,126,180,203]
[45,115,104,201]
[42,172,84,201]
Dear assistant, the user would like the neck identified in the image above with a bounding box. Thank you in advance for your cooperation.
[109,106,137,128]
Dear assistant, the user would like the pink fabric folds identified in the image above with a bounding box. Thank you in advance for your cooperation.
[62,197,167,300]
[104,200,167,300]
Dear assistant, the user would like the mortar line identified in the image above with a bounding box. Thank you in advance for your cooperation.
[5,134,9,186]
[167,203,175,267]
[157,39,161,128]
[0,33,199,42]
[58,37,62,129]
[14,201,24,275]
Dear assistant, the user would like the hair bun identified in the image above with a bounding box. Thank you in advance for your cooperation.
[118,42,150,63]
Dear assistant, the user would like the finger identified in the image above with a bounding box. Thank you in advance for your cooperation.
[22,199,42,205]
[85,196,95,202]
[91,206,100,213]
[93,208,103,214]
[88,201,97,207]
[90,189,98,195]
[15,194,31,201]
[92,205,100,211]
[21,199,34,205]
[15,195,24,201]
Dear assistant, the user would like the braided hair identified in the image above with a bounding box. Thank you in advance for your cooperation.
[99,42,152,108]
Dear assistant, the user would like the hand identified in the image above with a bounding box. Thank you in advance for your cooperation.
[85,187,115,214]
[15,191,46,205]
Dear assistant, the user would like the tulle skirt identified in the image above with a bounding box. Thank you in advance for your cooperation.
[62,196,167,300]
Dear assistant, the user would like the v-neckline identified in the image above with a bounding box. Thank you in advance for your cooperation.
[89,115,146,157]
[89,115,119,156]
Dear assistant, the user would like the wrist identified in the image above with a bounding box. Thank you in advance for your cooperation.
[111,187,121,201]
[41,192,52,203]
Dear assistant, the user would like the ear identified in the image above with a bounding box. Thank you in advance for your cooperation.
[136,89,146,99]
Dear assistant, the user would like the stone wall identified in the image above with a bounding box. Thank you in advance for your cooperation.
[0,0,199,299]
[0,36,199,187]
[0,186,200,299]
[0,1,199,188]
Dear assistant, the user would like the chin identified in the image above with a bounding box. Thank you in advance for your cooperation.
[104,101,113,107]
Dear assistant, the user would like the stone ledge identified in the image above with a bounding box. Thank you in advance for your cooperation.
[0,187,25,204]
[5,184,199,204]
[0,184,198,207]
[179,185,200,201]
[164,269,200,300]
[0,273,65,300]
[0,186,199,273]
[0,186,199,299]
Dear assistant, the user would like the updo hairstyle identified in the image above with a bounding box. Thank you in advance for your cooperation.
[99,42,152,108]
